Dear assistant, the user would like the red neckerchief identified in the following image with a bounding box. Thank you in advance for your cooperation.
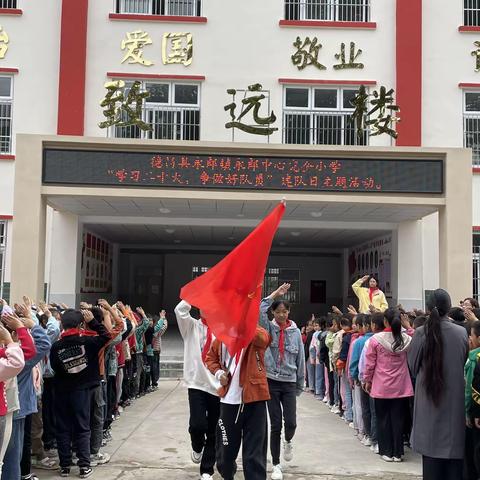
[369,287,379,303]
[383,327,392,332]
[278,320,292,364]
[201,318,213,363]
[60,328,82,339]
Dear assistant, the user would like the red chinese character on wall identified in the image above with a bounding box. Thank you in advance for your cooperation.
[362,177,375,189]
[213,174,224,184]
[315,161,325,172]
[248,158,259,171]
[154,172,167,184]
[261,159,273,171]
[323,176,333,187]
[294,175,307,187]
[220,158,231,171]
[290,160,300,173]
[349,176,360,188]
[310,176,318,187]
[151,156,163,169]
[130,170,141,182]
[115,169,127,182]
[172,172,184,184]
[166,156,176,168]
[225,173,239,185]
[235,160,246,171]
[255,174,264,186]
[275,162,286,171]
[335,176,347,189]
[329,160,342,173]
[302,161,316,173]
[282,175,294,188]
[200,172,210,185]
[239,174,253,185]
[193,158,204,170]
[178,156,191,169]
[207,157,218,169]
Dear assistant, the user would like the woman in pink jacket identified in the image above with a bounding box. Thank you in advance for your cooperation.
[363,308,413,463]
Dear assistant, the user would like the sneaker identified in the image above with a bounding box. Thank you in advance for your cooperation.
[191,449,203,464]
[271,464,283,480]
[90,452,110,466]
[374,444,379,454]
[363,437,372,447]
[348,422,355,429]
[283,440,293,462]
[200,475,213,480]
[60,467,70,477]
[357,433,364,441]
[31,456,58,470]
[322,395,328,403]
[21,475,39,480]
[393,457,403,462]
[331,406,341,414]
[79,467,93,478]
[381,455,394,462]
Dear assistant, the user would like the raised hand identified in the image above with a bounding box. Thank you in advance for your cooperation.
[347,305,358,315]
[331,306,343,315]
[81,309,94,323]
[136,307,146,318]
[2,313,24,331]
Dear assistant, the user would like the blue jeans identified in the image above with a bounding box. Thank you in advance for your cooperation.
[2,416,25,480]
[333,372,340,405]
[342,373,353,422]
[314,363,325,397]
[306,363,315,392]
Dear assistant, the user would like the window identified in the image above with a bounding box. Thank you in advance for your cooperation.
[463,91,480,166]
[284,0,370,22]
[0,0,17,8]
[112,81,200,141]
[282,86,367,146]
[474,240,480,300]
[192,266,209,279]
[263,268,300,304]
[464,0,480,26]
[115,0,202,16]
[0,221,6,300]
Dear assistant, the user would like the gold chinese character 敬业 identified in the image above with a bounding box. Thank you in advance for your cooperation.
[0,26,9,59]
[224,83,278,136]
[291,36,326,71]
[98,80,152,131]
[121,30,153,66]
[334,42,364,70]
[162,32,193,66]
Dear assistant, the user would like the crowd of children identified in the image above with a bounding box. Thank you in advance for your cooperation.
[0,296,168,479]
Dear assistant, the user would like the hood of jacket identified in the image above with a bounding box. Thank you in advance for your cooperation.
[272,319,299,331]
[375,331,412,353]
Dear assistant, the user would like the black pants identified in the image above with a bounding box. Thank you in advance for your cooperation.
[327,369,335,407]
[374,397,409,458]
[122,359,133,401]
[267,379,297,465]
[55,387,93,468]
[42,377,56,449]
[423,456,463,480]
[90,384,104,455]
[152,352,160,386]
[360,388,372,437]
[104,376,117,431]
[216,401,267,480]
[20,414,32,476]
[188,388,220,476]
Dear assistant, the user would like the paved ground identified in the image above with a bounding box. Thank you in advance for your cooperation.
[35,379,422,480]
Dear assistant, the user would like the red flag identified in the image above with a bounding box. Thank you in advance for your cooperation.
[180,202,285,356]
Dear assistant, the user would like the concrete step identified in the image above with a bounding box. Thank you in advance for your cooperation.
[160,359,184,379]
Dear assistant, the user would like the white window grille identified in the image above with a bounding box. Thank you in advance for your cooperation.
[0,77,13,154]
[463,91,480,166]
[284,0,370,22]
[115,0,202,16]
[192,266,209,279]
[282,86,367,146]
[0,221,6,300]
[0,0,17,8]
[110,81,200,141]
[263,268,300,304]
[465,0,480,26]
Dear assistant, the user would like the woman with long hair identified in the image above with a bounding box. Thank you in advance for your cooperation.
[363,308,413,462]
[352,275,388,314]
[408,289,469,480]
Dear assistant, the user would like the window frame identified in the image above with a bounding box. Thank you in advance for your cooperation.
[462,90,480,165]
[0,0,18,9]
[284,0,371,23]
[114,0,202,17]
[263,267,301,304]
[0,75,14,154]
[0,220,6,301]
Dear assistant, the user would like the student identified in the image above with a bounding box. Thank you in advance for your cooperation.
[409,289,469,480]
[336,317,353,425]
[50,309,111,478]
[205,325,271,480]
[325,317,341,414]
[352,275,388,314]
[259,283,305,480]
[314,318,326,401]
[175,300,220,480]
[318,317,331,404]
[363,308,413,462]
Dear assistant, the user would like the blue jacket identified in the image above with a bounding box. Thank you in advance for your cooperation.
[43,315,61,378]
[349,332,373,381]
[16,325,51,419]
[259,298,305,394]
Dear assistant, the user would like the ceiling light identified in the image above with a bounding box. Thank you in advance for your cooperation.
[279,241,287,246]
[159,208,171,214]
[291,231,301,237]
[228,236,235,240]
[310,211,323,218]
[165,228,175,234]
[174,239,181,244]
[237,213,245,218]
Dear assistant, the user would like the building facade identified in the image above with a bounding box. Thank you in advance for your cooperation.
[0,0,477,314]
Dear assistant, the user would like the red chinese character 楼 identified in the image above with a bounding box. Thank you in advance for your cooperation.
[115,169,128,182]
[282,175,294,188]
[130,170,141,182]
[329,160,342,173]
[200,172,210,185]
[207,157,218,169]
[335,176,347,189]
[151,156,163,169]
[213,174,224,184]
[178,156,191,169]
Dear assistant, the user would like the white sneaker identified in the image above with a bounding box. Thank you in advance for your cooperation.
[363,437,372,447]
[283,440,293,462]
[271,464,283,480]
[90,452,110,466]
[200,474,213,480]
[348,422,355,429]
[191,449,203,464]
[393,457,403,463]
[382,455,394,462]
[374,444,379,454]
[322,395,328,403]
[331,406,341,414]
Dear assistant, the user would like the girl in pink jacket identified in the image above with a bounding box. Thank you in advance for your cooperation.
[363,308,413,463]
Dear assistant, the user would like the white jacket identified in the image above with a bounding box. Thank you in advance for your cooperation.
[175,300,219,396]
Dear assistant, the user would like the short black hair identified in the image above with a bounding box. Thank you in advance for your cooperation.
[271,300,290,312]
[340,317,352,328]
[413,315,427,329]
[472,320,480,338]
[449,307,465,324]
[61,309,84,329]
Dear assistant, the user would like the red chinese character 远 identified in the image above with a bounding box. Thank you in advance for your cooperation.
[200,171,210,185]
[329,160,342,173]
[151,156,163,169]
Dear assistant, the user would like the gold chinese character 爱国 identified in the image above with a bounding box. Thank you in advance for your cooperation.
[121,30,153,66]
[0,26,9,59]
[224,83,278,136]
[162,32,193,66]
[472,41,480,72]
[291,36,326,70]
[334,42,364,70]
[99,80,152,131]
